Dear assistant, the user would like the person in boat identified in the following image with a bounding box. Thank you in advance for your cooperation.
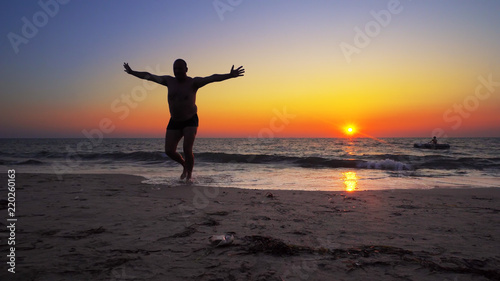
[429,136,438,145]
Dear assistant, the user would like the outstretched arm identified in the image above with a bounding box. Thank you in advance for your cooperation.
[193,65,244,89]
[123,63,168,86]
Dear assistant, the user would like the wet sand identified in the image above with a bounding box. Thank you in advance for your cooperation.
[0,173,499,280]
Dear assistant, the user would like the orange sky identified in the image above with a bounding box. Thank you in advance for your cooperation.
[1,1,499,138]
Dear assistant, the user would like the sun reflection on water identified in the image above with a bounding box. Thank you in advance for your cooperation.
[342,171,358,192]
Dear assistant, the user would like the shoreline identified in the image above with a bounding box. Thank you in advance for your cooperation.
[8,169,500,192]
[1,173,499,280]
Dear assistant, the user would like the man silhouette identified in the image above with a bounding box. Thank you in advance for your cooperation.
[124,59,244,181]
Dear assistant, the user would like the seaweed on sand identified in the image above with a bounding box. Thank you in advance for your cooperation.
[235,236,500,279]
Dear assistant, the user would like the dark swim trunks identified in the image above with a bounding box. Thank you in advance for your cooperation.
[166,114,199,130]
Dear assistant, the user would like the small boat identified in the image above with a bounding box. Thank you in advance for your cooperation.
[413,143,450,149]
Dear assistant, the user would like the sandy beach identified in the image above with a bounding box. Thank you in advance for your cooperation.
[1,173,499,280]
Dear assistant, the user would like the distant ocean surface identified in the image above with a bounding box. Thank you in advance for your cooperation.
[1,138,499,191]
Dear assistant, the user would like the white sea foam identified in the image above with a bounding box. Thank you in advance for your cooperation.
[357,159,412,171]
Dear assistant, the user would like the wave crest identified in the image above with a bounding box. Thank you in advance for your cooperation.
[357,159,412,171]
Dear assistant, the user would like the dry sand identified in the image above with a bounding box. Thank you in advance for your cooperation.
[0,173,499,280]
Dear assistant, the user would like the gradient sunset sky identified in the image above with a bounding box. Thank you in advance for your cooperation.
[1,0,499,138]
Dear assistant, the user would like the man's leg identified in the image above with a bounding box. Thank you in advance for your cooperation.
[182,126,198,181]
[165,129,186,178]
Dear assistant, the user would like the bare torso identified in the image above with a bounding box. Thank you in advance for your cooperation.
[166,76,198,121]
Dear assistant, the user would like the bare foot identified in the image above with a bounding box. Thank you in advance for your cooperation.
[180,168,187,180]
[186,171,192,182]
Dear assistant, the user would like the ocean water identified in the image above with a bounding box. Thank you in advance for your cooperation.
[0,138,499,191]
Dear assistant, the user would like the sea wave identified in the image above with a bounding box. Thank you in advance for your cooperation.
[16,159,45,165]
[80,151,168,162]
[197,153,410,171]
[420,156,500,170]
[357,159,412,171]
[4,150,499,172]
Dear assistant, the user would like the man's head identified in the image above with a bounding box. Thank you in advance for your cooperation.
[173,59,188,80]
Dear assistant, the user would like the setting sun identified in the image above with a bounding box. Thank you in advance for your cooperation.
[344,125,356,136]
